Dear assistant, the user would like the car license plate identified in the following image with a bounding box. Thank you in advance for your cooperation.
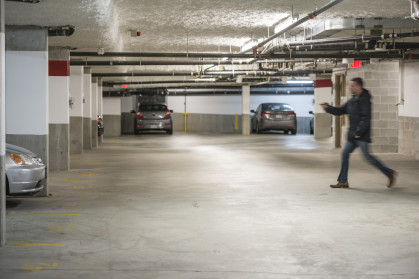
[150,125,158,129]
[276,115,283,119]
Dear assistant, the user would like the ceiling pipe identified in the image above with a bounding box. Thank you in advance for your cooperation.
[48,25,75,36]
[6,0,40,3]
[239,0,346,55]
[288,42,419,51]
[70,59,254,66]
[71,52,278,59]
[92,69,332,78]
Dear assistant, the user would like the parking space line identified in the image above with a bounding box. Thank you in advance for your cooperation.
[48,225,75,232]
[73,185,93,189]
[54,194,88,197]
[82,174,99,176]
[71,160,104,162]
[63,203,79,207]
[71,168,102,171]
[22,262,58,272]
[11,244,66,247]
[7,214,83,216]
[50,179,96,182]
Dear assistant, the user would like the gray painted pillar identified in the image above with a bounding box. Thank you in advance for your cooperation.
[0,0,6,246]
[48,47,70,171]
[69,66,84,154]
[83,67,92,149]
[103,97,122,137]
[242,84,251,135]
[91,78,98,147]
[6,25,49,197]
[98,78,103,143]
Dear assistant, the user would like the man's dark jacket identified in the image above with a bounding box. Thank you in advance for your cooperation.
[325,89,372,143]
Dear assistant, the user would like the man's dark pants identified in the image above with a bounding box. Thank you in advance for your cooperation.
[338,140,392,183]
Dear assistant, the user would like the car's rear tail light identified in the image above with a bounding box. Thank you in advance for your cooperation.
[136,109,143,118]
[165,123,171,126]
[260,112,271,117]
[287,113,296,117]
[164,108,171,119]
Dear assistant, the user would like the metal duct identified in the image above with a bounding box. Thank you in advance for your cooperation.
[48,25,75,36]
[286,32,419,48]
[412,0,419,20]
[288,42,419,51]
[6,0,40,3]
[240,0,346,54]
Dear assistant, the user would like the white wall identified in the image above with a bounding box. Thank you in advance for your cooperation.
[168,95,314,117]
[314,87,332,114]
[399,62,419,117]
[69,66,83,118]
[6,51,48,134]
[49,76,69,124]
[103,97,121,115]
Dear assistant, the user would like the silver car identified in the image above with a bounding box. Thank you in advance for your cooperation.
[5,143,46,195]
[134,103,173,135]
[251,103,297,134]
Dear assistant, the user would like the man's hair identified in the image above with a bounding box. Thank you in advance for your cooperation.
[351,77,363,87]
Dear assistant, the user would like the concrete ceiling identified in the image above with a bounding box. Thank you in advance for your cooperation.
[5,0,416,52]
[4,0,419,86]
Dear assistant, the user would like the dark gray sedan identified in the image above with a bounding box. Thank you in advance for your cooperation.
[134,103,173,135]
[6,143,46,195]
[251,103,297,134]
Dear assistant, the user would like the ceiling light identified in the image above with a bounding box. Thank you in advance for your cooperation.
[287,80,314,84]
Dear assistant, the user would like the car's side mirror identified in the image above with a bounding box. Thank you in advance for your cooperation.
[250,110,255,113]
[130,110,136,114]
[309,111,313,114]
[170,110,174,113]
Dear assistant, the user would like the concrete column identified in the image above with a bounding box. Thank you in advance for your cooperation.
[48,47,70,171]
[69,66,84,154]
[103,97,121,137]
[83,67,92,149]
[314,79,333,139]
[5,25,49,197]
[97,78,103,143]
[0,0,6,246]
[91,79,98,147]
[242,84,251,135]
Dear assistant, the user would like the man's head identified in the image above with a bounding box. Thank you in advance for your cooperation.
[349,77,364,96]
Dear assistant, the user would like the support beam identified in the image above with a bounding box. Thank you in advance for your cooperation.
[242,84,251,136]
[69,66,84,154]
[83,67,92,149]
[5,25,49,197]
[48,47,70,171]
[91,78,98,147]
[0,0,6,247]
[97,78,103,143]
[313,79,333,139]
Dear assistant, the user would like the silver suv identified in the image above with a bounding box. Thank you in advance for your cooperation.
[134,103,173,135]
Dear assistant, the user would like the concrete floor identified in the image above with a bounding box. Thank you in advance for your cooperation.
[1,133,419,279]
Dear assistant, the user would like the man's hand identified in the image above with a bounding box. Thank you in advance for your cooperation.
[320,102,329,110]
[354,135,361,139]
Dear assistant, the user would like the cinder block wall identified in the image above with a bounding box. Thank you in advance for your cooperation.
[346,61,400,153]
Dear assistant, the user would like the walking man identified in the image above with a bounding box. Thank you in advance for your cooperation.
[321,77,397,188]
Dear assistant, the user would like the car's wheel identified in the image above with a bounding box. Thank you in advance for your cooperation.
[167,129,173,135]
[256,123,262,134]
[6,176,10,195]
[284,130,289,135]
[310,128,314,135]
[291,129,297,135]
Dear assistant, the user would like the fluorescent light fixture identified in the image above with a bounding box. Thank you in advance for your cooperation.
[221,57,228,61]
[287,80,314,84]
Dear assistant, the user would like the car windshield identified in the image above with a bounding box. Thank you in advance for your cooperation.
[262,104,293,111]
[140,104,167,111]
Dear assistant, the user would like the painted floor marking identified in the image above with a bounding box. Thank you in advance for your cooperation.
[22,262,58,272]
[11,244,66,247]
[63,203,79,207]
[55,194,88,197]
[73,185,94,190]
[50,179,96,182]
[7,214,83,217]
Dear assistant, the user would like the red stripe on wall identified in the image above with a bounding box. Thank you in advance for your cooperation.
[49,60,70,76]
[314,79,332,88]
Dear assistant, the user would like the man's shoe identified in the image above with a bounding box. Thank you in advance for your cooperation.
[387,170,397,188]
[330,182,349,188]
